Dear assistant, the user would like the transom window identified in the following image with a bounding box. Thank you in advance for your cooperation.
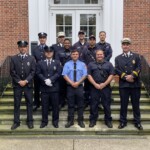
[54,0,98,4]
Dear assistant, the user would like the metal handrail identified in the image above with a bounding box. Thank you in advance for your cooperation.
[0,56,11,97]
[141,55,150,96]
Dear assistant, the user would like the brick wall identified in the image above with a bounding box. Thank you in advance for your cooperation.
[124,0,150,63]
[0,0,28,65]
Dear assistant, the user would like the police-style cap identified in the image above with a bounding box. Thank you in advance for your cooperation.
[17,40,28,47]
[58,32,65,37]
[78,30,85,35]
[44,46,54,52]
[121,38,131,44]
[38,32,47,38]
[89,35,96,40]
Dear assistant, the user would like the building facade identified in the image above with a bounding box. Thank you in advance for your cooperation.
[0,0,150,64]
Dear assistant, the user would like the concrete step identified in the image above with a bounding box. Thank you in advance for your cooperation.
[0,122,149,136]
[1,113,150,125]
[0,105,150,111]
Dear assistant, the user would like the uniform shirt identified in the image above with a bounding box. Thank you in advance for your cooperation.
[72,41,88,54]
[88,60,114,83]
[115,51,141,88]
[62,60,87,82]
[96,42,112,61]
[80,45,99,65]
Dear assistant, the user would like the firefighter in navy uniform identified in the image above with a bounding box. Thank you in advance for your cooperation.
[55,38,72,108]
[10,41,36,130]
[52,32,65,58]
[72,30,88,55]
[115,38,143,130]
[36,46,62,128]
[80,35,99,108]
[88,50,114,128]
[32,32,48,111]
[96,31,112,61]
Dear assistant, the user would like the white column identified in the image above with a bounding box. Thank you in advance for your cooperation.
[103,0,124,64]
[28,0,50,53]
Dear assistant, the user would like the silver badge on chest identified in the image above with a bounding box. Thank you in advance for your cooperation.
[27,62,30,66]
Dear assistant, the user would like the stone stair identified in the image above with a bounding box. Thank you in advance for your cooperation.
[0,81,150,136]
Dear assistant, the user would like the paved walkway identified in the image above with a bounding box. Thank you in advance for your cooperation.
[0,136,149,150]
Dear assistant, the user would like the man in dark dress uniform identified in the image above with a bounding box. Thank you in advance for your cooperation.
[55,38,72,108]
[115,38,143,130]
[62,49,87,128]
[72,30,88,55]
[32,32,47,111]
[10,40,36,130]
[52,32,65,58]
[96,31,112,61]
[36,46,62,128]
[88,50,114,128]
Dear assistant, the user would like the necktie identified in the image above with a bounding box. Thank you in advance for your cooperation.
[21,56,24,60]
[73,62,77,82]
[47,60,51,67]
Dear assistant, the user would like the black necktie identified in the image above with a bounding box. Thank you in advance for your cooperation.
[21,56,24,60]
[73,62,77,82]
[47,60,51,67]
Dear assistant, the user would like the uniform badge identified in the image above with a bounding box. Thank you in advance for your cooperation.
[27,62,30,66]
[132,60,135,64]
[54,66,56,70]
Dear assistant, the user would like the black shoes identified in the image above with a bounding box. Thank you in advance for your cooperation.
[33,106,40,111]
[65,121,74,128]
[89,121,96,128]
[40,123,48,128]
[11,123,20,130]
[135,124,143,130]
[118,123,127,129]
[27,123,34,129]
[53,122,59,128]
[78,121,85,128]
[105,121,113,128]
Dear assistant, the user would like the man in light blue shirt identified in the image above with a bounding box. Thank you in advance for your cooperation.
[62,49,87,128]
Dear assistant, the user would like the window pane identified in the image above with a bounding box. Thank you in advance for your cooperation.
[85,0,90,4]
[89,26,96,36]
[65,15,72,25]
[89,14,96,25]
[80,15,88,25]
[56,15,63,25]
[54,0,98,4]
[65,26,72,37]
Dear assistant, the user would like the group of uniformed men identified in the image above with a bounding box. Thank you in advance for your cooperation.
[10,30,143,131]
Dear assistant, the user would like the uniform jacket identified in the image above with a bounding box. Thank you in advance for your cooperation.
[80,45,99,65]
[52,43,64,58]
[32,45,47,62]
[55,48,72,66]
[72,41,88,54]
[10,54,36,87]
[36,59,62,92]
[115,52,141,88]
[96,42,112,61]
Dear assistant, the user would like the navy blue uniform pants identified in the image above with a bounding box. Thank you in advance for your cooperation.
[90,86,112,122]
[67,85,84,121]
[13,86,33,124]
[119,88,141,124]
[33,75,41,107]
[41,92,59,124]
